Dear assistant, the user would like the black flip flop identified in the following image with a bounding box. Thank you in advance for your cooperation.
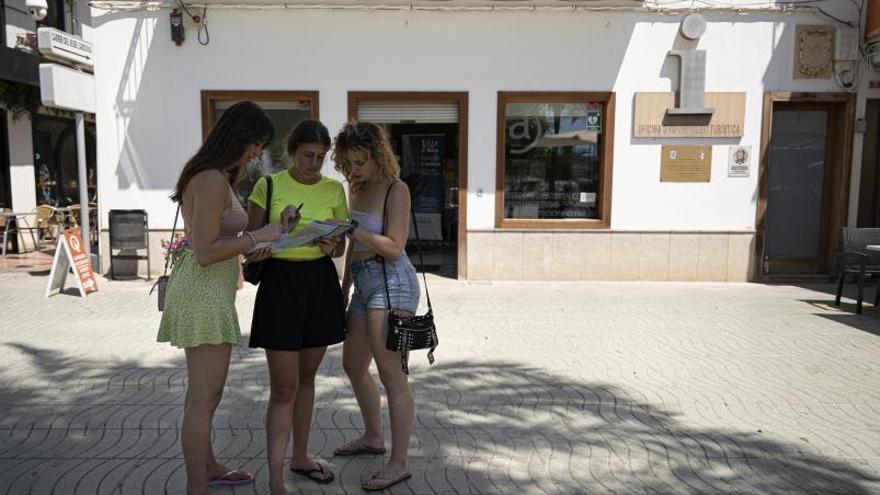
[290,462,335,484]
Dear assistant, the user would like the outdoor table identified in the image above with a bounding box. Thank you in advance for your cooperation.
[868,245,880,252]
[0,212,39,256]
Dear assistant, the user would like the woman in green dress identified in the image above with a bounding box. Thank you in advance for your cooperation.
[157,101,296,495]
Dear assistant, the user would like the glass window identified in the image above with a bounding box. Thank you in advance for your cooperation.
[497,93,612,228]
[204,92,318,204]
[32,114,97,207]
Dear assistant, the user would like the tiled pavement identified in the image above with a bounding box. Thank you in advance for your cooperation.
[0,247,53,273]
[1,270,880,494]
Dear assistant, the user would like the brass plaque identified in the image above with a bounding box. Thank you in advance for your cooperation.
[633,92,745,138]
[660,145,712,182]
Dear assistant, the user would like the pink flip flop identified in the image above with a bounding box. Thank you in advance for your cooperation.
[207,469,255,486]
[362,469,412,491]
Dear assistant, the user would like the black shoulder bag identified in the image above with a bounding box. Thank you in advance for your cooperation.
[242,175,273,285]
[152,203,180,311]
[379,181,438,375]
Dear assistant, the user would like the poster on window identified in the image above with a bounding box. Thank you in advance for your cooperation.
[503,102,601,220]
[401,134,445,240]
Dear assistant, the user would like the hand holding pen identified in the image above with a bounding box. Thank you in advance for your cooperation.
[281,202,304,233]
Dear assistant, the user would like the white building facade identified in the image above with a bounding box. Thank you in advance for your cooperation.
[90,0,880,281]
[1,0,95,252]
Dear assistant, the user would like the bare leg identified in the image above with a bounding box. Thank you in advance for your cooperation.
[339,309,384,452]
[289,346,332,481]
[362,309,414,489]
[265,350,301,495]
[187,387,237,477]
[182,344,232,495]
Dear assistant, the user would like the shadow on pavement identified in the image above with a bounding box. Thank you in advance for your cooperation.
[813,312,880,337]
[0,343,877,494]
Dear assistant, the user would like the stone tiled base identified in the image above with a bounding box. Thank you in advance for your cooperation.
[2,272,880,494]
[467,231,755,282]
[99,230,755,282]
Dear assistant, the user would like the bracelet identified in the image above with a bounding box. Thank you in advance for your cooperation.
[244,231,257,249]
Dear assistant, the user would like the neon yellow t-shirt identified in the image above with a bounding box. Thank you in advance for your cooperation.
[249,171,349,261]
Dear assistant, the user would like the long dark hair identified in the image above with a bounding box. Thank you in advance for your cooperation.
[286,119,330,155]
[172,101,275,203]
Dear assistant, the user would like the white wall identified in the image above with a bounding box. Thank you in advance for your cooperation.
[92,7,847,231]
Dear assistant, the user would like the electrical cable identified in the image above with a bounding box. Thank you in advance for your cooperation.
[688,0,857,26]
[198,5,209,45]
[174,0,196,18]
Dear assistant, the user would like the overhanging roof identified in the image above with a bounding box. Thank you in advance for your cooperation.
[91,0,649,10]
[88,0,846,24]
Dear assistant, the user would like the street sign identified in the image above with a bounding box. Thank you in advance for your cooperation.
[39,63,95,113]
[46,227,98,298]
[37,27,93,67]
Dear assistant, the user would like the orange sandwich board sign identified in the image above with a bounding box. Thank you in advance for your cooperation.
[45,227,98,298]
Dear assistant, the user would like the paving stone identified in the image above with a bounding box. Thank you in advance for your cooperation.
[2,272,880,493]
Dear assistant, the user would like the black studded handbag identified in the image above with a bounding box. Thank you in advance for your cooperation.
[379,181,438,375]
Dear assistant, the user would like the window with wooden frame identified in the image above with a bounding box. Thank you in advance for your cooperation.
[496,92,614,229]
[201,90,319,202]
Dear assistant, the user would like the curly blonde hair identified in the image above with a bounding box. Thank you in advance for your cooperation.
[332,121,399,192]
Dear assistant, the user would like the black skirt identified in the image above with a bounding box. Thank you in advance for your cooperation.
[248,256,346,351]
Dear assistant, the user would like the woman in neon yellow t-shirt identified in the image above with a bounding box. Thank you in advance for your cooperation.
[246,119,347,493]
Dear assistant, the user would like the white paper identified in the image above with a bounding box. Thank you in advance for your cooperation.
[272,221,352,251]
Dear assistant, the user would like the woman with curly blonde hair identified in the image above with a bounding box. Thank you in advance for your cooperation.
[332,121,420,491]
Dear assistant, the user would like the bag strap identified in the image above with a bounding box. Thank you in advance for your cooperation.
[409,196,432,310]
[162,204,181,277]
[379,183,395,311]
[264,174,273,224]
[379,180,432,311]
[379,181,432,308]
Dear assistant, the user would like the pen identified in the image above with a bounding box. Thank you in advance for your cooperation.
[281,203,304,234]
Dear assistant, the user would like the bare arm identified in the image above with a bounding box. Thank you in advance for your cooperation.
[247,203,266,231]
[186,171,280,267]
[348,182,411,261]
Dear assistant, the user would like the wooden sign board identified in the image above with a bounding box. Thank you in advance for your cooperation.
[660,145,712,182]
[45,227,98,298]
[634,92,745,138]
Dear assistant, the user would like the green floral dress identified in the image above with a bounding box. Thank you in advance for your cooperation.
[157,189,247,348]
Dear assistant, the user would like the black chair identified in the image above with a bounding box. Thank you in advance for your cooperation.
[834,227,880,314]
[108,209,151,280]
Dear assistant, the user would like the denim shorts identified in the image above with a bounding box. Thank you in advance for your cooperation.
[350,255,420,314]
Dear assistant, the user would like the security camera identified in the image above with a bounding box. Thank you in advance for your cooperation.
[26,0,48,21]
